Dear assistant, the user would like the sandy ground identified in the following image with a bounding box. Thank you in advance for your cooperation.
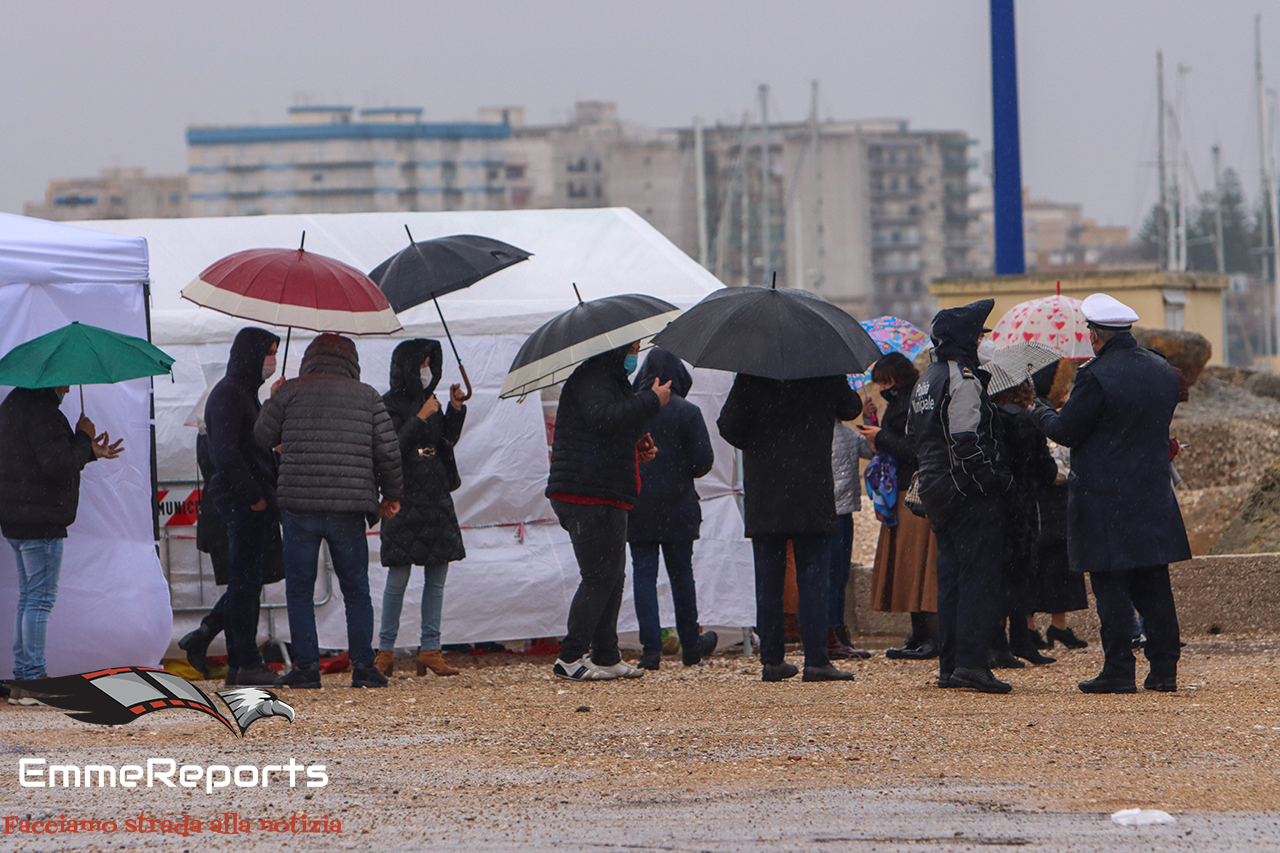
[3,635,1280,851]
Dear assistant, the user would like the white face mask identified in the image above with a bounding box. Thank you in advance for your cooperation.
[420,368,433,388]
[262,354,277,381]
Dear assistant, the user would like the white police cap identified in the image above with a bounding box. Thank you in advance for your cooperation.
[1081,293,1139,329]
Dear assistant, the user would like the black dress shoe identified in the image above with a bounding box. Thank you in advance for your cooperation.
[638,653,661,671]
[761,662,799,682]
[886,640,939,660]
[989,649,1026,669]
[1078,674,1137,694]
[1011,645,1057,665]
[274,665,322,689]
[1143,674,1177,692]
[802,664,855,682]
[949,667,1012,694]
[179,628,213,677]
[936,673,958,688]
[1046,625,1088,649]
[232,666,278,687]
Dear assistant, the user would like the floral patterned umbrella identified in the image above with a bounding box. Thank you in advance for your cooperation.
[847,316,931,390]
[988,295,1092,358]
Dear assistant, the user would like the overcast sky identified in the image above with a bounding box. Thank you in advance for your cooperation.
[4,0,1279,232]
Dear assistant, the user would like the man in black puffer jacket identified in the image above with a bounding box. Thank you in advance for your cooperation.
[627,348,716,671]
[547,343,670,681]
[256,334,403,689]
[908,299,1013,694]
[199,327,281,688]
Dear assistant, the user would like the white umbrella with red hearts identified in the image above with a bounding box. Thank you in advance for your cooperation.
[988,294,1093,358]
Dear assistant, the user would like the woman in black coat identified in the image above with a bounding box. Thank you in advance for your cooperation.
[627,348,716,670]
[376,339,467,678]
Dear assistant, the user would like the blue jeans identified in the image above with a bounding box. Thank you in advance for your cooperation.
[379,564,448,651]
[630,542,700,657]
[825,514,855,627]
[7,538,64,680]
[280,510,374,670]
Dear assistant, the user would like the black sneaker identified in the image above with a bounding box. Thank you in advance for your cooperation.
[683,631,719,666]
[761,662,799,682]
[274,665,322,689]
[351,663,388,688]
[638,653,661,671]
[235,666,280,687]
[950,667,1012,694]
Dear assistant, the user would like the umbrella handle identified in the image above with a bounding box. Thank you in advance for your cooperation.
[458,363,473,402]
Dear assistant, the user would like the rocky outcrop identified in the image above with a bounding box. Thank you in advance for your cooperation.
[1133,327,1212,384]
[1210,459,1280,555]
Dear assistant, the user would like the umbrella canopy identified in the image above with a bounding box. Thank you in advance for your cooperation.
[849,315,931,390]
[500,294,679,399]
[651,285,882,381]
[0,321,174,388]
[369,234,531,313]
[182,245,401,335]
[984,340,1062,396]
[989,295,1091,358]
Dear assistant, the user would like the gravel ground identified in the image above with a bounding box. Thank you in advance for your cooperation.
[4,635,1280,851]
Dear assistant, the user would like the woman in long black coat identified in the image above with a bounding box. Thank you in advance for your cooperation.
[376,339,467,678]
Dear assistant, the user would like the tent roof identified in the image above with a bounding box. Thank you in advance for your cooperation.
[77,208,723,339]
[0,213,149,286]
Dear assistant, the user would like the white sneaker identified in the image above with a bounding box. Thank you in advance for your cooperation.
[594,660,644,679]
[553,656,616,681]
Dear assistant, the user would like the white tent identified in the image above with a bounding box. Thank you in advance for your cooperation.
[81,209,755,651]
[0,213,172,677]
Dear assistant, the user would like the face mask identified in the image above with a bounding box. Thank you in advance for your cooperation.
[55,390,67,403]
[623,354,638,374]
[420,368,433,387]
[262,354,277,381]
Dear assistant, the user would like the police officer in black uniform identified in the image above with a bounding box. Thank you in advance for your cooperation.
[1035,293,1190,693]
[909,299,1014,694]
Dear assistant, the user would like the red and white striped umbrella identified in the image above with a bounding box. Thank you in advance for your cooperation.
[988,294,1092,358]
[182,244,401,335]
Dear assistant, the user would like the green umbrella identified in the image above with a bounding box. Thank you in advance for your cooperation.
[0,321,174,409]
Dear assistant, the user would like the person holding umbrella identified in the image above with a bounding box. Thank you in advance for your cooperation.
[375,339,469,679]
[0,386,121,698]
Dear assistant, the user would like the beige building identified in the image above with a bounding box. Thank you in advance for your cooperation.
[24,168,187,221]
[930,269,1227,365]
[969,187,1133,274]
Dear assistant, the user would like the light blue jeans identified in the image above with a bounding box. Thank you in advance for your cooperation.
[379,564,448,651]
[7,538,64,680]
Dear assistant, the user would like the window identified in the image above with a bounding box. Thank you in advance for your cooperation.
[506,164,526,180]
[1163,288,1187,331]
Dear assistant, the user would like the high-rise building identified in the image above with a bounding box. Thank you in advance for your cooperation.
[186,106,512,217]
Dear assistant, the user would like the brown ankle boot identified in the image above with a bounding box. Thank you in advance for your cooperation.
[826,626,856,660]
[374,650,395,677]
[417,649,460,677]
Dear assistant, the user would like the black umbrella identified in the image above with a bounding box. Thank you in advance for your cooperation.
[651,280,882,380]
[500,290,680,399]
[370,227,532,400]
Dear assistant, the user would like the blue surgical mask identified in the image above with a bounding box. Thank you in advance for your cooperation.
[623,354,638,374]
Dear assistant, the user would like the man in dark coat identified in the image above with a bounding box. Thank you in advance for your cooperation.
[0,384,121,687]
[256,334,403,689]
[377,339,468,679]
[547,343,671,681]
[1035,293,1190,693]
[718,373,861,683]
[627,348,716,670]
[199,327,282,687]
[909,299,1014,694]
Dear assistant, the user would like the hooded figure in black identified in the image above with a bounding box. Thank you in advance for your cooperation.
[376,339,468,679]
[200,326,282,687]
[908,299,1013,694]
[626,348,716,669]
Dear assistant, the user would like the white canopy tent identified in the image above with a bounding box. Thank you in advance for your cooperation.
[81,209,755,652]
[0,213,172,677]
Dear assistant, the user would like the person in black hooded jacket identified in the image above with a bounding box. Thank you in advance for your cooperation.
[201,326,281,687]
[626,348,716,670]
[547,343,671,681]
[908,299,1013,694]
[376,339,468,679]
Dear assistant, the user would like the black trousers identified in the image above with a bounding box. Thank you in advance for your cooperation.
[752,534,830,668]
[1090,566,1180,680]
[198,592,228,638]
[553,500,628,667]
[933,496,1004,674]
[220,501,276,671]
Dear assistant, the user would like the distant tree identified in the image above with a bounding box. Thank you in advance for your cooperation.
[1144,167,1261,275]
